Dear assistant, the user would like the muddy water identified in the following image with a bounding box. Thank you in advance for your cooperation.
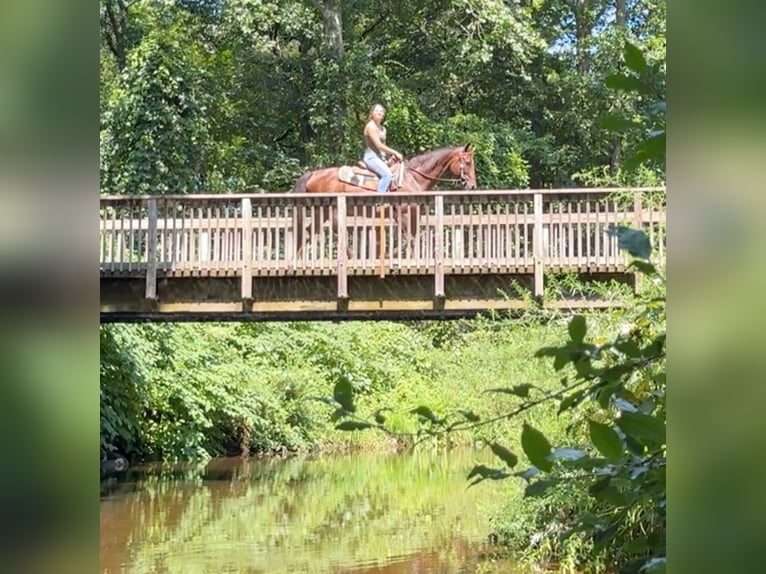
[100,447,521,573]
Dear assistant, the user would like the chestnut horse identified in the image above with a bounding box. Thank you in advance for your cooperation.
[290,144,476,256]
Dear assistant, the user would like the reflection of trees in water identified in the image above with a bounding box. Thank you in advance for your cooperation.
[100,448,510,574]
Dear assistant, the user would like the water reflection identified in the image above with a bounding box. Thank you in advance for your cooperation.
[100,448,519,573]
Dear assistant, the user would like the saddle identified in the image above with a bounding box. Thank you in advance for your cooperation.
[338,156,404,191]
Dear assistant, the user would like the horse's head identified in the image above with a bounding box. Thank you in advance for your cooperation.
[450,143,477,190]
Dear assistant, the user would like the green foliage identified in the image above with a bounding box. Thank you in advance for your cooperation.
[100,0,665,192]
[325,39,666,569]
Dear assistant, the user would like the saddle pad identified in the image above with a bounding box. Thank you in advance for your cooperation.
[339,165,374,186]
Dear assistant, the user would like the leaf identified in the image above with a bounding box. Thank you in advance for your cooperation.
[550,447,585,461]
[490,442,518,468]
[606,226,652,259]
[605,73,647,93]
[589,420,624,461]
[593,522,619,549]
[640,557,666,574]
[553,352,569,371]
[624,41,648,75]
[515,466,540,481]
[573,357,591,378]
[333,378,356,413]
[374,410,387,425]
[635,131,666,159]
[525,479,556,497]
[614,397,638,412]
[484,384,532,398]
[466,464,509,487]
[330,407,348,422]
[623,536,651,554]
[335,421,373,431]
[627,259,657,275]
[558,389,587,413]
[598,114,639,133]
[458,409,481,422]
[521,423,553,472]
[410,405,441,424]
[568,315,586,343]
[617,411,666,446]
[534,346,563,357]
[649,101,666,116]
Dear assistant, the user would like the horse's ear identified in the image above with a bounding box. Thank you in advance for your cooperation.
[464,143,473,152]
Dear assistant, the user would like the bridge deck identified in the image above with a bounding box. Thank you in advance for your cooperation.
[100,188,666,321]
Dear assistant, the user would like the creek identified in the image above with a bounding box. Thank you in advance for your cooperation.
[100,446,525,573]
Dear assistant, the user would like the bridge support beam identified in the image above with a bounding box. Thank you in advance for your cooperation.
[241,197,253,301]
[145,199,157,300]
[533,192,544,298]
[434,195,445,298]
[336,196,348,299]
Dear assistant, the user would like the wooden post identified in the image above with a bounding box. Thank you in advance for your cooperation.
[434,194,445,298]
[145,198,157,300]
[336,196,348,298]
[378,203,385,278]
[533,192,544,299]
[241,197,253,301]
[632,191,644,293]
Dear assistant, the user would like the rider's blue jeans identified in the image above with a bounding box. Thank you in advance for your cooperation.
[363,151,392,193]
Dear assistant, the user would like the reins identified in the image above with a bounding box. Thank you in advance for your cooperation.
[405,164,463,185]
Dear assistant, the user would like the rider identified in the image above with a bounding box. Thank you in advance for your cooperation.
[363,103,403,193]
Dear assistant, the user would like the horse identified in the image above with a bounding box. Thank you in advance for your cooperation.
[290,144,476,257]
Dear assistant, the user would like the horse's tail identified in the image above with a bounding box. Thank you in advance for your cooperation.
[291,172,311,194]
[290,172,311,256]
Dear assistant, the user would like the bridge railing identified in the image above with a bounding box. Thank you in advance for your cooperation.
[100,188,666,300]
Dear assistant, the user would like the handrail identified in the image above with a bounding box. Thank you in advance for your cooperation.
[99,187,666,201]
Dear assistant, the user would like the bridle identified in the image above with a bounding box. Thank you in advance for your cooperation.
[405,154,473,188]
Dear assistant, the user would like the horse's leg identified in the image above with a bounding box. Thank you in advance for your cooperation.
[293,205,306,261]
[309,206,324,257]
[397,203,417,259]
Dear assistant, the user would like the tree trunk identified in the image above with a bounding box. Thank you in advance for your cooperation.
[616,0,626,27]
[314,0,344,60]
[313,0,346,156]
[101,0,130,70]
[575,0,590,74]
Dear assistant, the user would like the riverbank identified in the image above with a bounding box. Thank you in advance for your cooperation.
[101,309,628,462]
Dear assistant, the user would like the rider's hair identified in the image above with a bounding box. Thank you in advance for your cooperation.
[367,103,386,121]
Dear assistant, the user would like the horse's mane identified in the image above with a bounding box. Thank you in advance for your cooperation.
[406,146,459,172]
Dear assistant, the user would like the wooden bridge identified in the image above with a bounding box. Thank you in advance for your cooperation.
[99,188,666,322]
